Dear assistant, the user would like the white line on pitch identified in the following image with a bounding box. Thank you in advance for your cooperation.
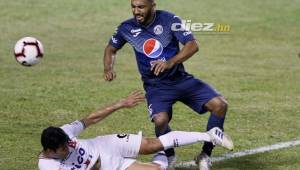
[176,138,300,168]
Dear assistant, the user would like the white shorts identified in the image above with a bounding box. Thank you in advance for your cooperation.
[90,132,142,170]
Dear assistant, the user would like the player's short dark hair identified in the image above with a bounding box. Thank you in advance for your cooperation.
[146,0,155,4]
[41,126,70,152]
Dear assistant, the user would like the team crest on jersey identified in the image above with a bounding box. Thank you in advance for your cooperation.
[154,25,163,35]
[143,38,163,58]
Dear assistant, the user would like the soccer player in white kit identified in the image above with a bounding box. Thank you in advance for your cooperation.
[38,90,233,170]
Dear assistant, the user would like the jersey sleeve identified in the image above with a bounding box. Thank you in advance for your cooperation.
[109,25,127,49]
[60,120,85,139]
[171,16,195,44]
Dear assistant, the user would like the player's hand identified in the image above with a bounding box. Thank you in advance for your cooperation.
[120,90,145,108]
[103,69,116,81]
[150,60,175,76]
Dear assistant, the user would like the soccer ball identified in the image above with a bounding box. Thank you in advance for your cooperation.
[14,37,44,66]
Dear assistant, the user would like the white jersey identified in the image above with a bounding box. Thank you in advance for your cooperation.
[38,120,142,170]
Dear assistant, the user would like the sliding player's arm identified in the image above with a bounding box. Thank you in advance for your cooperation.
[81,90,145,128]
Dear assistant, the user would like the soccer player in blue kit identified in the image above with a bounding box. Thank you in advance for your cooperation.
[103,0,231,169]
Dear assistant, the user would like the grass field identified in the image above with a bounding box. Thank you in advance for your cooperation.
[0,0,300,169]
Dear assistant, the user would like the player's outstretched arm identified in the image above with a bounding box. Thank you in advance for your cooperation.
[81,90,145,128]
[151,40,199,76]
[103,44,119,81]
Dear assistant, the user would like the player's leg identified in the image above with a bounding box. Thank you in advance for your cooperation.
[153,112,177,169]
[145,85,179,168]
[200,97,228,170]
[202,96,228,156]
[136,129,232,169]
[139,130,233,155]
[92,130,232,170]
[197,96,228,170]
[137,132,209,170]
[152,112,175,159]
[178,77,229,170]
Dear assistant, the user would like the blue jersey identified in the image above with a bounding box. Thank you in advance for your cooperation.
[109,10,195,85]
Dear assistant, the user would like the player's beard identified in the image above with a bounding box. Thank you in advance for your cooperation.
[136,10,155,25]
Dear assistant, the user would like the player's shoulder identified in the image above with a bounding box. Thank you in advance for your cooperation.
[119,17,137,28]
[38,157,59,164]
[38,154,61,170]
[157,10,175,17]
[156,10,178,20]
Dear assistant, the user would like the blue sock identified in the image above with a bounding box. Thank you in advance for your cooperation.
[202,113,225,156]
[207,113,225,130]
[155,125,175,157]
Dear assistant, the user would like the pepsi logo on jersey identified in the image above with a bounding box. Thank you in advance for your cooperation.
[143,38,163,59]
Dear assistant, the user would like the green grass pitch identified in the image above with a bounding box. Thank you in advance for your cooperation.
[0,0,299,169]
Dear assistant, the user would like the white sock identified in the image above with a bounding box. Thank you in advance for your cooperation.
[152,151,168,170]
[158,131,211,150]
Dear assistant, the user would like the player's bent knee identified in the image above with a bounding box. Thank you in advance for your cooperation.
[207,97,228,116]
[218,98,228,112]
[153,113,169,127]
[215,102,228,116]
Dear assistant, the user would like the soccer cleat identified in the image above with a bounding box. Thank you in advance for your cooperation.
[167,155,176,170]
[195,152,212,170]
[207,127,234,151]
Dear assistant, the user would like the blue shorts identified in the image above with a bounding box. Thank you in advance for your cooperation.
[144,77,220,120]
